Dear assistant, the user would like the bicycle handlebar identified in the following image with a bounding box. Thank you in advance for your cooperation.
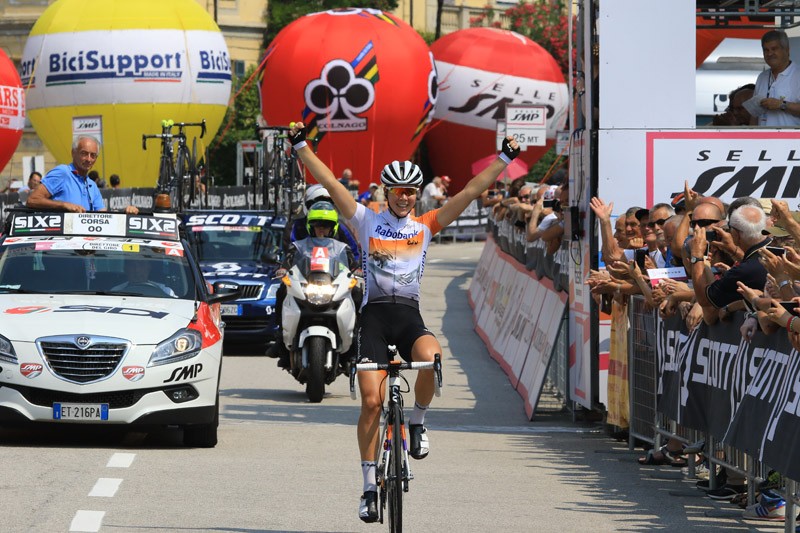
[349,351,442,400]
[142,133,172,151]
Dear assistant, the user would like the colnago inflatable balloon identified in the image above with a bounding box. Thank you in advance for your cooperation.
[0,49,25,176]
[427,28,568,192]
[260,8,437,191]
[21,0,231,187]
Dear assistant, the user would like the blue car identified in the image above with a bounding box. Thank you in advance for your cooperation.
[182,211,286,348]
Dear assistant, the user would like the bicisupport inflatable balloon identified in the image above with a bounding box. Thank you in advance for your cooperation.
[261,8,437,191]
[21,0,231,187]
[426,28,568,192]
[0,49,25,176]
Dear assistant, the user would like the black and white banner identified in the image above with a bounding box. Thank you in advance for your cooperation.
[657,313,800,479]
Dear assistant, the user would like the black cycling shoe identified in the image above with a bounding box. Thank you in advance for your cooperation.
[359,491,378,523]
[409,424,429,460]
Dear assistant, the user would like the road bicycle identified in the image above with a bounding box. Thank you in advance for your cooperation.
[349,347,443,533]
[255,125,307,217]
[143,119,206,211]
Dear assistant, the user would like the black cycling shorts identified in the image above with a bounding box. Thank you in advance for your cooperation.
[357,302,435,364]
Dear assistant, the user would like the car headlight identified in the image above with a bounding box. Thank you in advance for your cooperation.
[266,282,280,299]
[304,282,336,305]
[0,334,17,364]
[148,329,203,367]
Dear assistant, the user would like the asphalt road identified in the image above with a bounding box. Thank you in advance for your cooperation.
[0,240,780,532]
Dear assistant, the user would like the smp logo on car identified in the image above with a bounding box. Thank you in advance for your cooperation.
[20,363,43,378]
[164,363,203,383]
[122,366,145,382]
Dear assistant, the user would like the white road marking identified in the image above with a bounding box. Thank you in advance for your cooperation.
[70,510,105,532]
[106,452,136,468]
[89,478,123,498]
[429,259,443,263]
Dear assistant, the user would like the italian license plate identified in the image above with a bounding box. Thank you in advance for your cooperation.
[53,403,109,421]
[220,304,240,316]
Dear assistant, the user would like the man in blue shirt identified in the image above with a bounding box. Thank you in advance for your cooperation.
[27,136,137,214]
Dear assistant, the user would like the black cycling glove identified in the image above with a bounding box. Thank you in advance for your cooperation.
[499,137,520,164]
[289,123,307,150]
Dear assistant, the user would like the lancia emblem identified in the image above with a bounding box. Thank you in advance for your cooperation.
[76,336,91,348]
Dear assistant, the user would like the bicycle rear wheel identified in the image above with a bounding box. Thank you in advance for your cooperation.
[387,402,403,533]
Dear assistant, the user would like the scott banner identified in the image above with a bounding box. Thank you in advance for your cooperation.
[656,313,800,480]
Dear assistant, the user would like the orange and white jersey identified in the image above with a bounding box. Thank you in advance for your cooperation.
[349,202,443,307]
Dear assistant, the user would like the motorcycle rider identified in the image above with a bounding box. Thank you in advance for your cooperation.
[283,184,361,263]
[268,201,361,368]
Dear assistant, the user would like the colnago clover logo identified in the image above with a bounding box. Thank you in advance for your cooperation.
[304,59,375,132]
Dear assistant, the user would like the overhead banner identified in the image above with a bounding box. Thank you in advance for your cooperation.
[646,130,800,206]
[656,312,800,480]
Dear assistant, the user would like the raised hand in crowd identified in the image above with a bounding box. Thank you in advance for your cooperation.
[770,199,800,242]
[686,302,704,331]
[590,196,613,222]
[764,298,800,328]
[736,281,766,310]
[614,260,655,307]
[712,262,731,274]
[683,180,701,212]
[606,260,632,280]
[758,247,786,279]
[782,247,800,281]
[659,295,679,318]
[709,226,741,262]
[586,269,611,285]
[628,237,644,249]
[740,314,758,341]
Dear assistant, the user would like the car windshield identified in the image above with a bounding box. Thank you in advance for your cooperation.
[189,225,281,262]
[0,237,194,299]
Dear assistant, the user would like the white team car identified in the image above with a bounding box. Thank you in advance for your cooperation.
[0,211,241,447]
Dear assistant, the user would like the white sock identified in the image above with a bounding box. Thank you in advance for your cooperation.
[409,402,429,426]
[361,461,377,493]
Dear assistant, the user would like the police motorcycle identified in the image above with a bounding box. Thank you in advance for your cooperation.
[279,202,360,402]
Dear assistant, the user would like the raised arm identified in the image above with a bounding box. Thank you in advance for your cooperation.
[289,122,358,220]
[436,137,520,228]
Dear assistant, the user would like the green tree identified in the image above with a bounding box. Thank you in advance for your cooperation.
[264,1,399,50]
[207,65,262,185]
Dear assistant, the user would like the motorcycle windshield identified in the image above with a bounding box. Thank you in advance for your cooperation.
[294,238,349,277]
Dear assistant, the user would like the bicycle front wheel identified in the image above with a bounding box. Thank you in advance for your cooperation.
[388,402,404,533]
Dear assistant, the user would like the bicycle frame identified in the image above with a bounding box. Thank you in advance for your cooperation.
[255,125,308,216]
[142,119,206,211]
[350,347,442,532]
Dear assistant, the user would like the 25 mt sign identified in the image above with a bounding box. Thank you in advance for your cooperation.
[505,104,547,147]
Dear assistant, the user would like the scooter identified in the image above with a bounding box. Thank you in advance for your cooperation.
[280,240,359,402]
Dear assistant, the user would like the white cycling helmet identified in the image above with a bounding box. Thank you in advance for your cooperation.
[303,184,332,213]
[380,160,423,188]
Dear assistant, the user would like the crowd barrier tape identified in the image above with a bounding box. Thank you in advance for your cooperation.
[469,236,567,419]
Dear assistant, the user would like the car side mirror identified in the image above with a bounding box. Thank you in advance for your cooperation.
[208,281,241,304]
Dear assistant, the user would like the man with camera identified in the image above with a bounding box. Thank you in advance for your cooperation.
[690,204,770,324]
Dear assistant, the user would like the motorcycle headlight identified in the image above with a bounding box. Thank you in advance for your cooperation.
[148,329,203,367]
[266,282,280,299]
[304,282,336,305]
[0,334,17,364]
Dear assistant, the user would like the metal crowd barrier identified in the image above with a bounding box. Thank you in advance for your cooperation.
[627,295,798,532]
